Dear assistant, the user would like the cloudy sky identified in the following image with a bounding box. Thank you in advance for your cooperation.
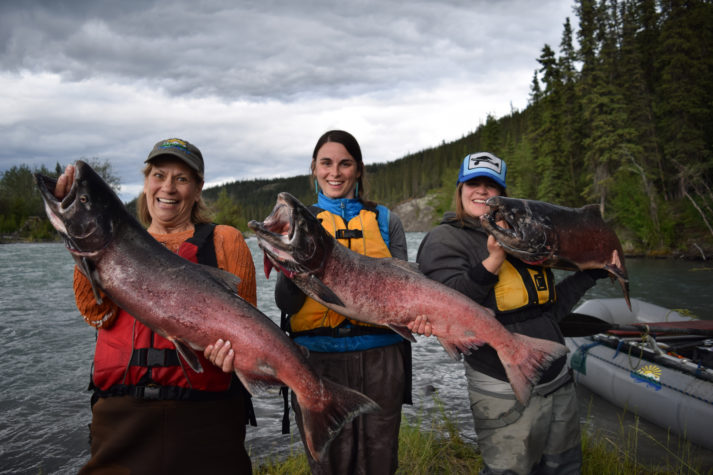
[1,0,576,202]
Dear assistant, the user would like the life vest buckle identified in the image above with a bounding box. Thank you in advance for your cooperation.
[135,384,161,400]
[334,327,353,337]
[335,229,363,240]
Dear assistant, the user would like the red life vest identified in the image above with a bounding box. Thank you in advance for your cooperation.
[90,224,234,400]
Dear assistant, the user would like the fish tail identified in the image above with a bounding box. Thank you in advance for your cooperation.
[618,278,631,311]
[497,334,569,405]
[297,378,380,462]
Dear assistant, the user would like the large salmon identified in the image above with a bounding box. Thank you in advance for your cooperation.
[479,196,631,308]
[248,192,569,405]
[35,161,378,461]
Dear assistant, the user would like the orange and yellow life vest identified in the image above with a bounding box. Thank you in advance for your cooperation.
[289,208,391,334]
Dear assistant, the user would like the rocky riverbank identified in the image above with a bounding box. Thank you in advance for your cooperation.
[392,195,438,232]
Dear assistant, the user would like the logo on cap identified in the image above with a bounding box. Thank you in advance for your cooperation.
[468,154,501,174]
[157,139,195,156]
[457,152,507,188]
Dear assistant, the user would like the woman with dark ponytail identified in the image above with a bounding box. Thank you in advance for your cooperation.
[276,129,411,474]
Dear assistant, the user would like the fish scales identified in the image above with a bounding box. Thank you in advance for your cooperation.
[35,161,379,461]
[480,196,630,308]
[249,192,571,405]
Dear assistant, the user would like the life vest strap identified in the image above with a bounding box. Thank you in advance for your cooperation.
[289,323,396,338]
[92,383,239,401]
[129,348,181,367]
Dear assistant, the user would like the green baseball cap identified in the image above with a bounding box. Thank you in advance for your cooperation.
[145,138,204,178]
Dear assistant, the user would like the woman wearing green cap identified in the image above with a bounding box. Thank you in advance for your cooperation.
[413,152,608,475]
[54,138,256,474]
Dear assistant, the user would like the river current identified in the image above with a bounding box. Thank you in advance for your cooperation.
[1,235,711,474]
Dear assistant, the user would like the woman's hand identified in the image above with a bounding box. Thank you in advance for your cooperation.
[482,216,508,275]
[204,339,235,373]
[482,234,507,274]
[407,315,433,337]
[53,164,75,200]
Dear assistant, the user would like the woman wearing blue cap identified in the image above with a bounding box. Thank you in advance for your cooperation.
[413,152,607,474]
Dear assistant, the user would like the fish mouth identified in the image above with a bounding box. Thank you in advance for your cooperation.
[35,165,79,213]
[35,164,80,246]
[35,161,104,256]
[480,196,554,264]
[248,192,315,278]
[479,197,522,243]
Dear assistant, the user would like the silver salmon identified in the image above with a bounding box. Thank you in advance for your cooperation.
[35,161,379,461]
[480,196,630,309]
[248,192,569,405]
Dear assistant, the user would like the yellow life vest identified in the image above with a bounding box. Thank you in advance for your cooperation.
[290,208,391,333]
[493,258,557,312]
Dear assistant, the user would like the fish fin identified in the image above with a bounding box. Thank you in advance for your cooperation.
[170,338,204,373]
[78,257,103,305]
[604,249,631,310]
[437,337,463,361]
[496,334,568,405]
[198,264,242,294]
[263,254,274,279]
[232,370,276,396]
[296,274,345,307]
[582,203,602,217]
[296,378,380,462]
[384,258,422,275]
[387,324,417,342]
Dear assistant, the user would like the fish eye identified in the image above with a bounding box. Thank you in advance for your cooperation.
[79,195,88,204]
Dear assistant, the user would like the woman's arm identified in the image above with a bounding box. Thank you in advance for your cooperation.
[204,225,257,371]
[416,226,497,305]
[214,225,257,306]
[73,268,120,328]
[387,212,408,261]
[549,269,607,322]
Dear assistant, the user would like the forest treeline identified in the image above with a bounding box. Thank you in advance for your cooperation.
[211,0,713,253]
[2,0,712,254]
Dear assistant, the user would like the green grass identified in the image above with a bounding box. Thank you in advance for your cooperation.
[254,399,711,475]
[579,410,712,475]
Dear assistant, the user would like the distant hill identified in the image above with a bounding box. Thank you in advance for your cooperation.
[5,1,711,256]
[197,0,713,258]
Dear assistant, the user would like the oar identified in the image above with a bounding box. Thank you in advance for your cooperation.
[559,313,713,338]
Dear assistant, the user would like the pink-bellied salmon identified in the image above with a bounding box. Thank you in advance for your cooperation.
[35,161,379,461]
[248,192,569,405]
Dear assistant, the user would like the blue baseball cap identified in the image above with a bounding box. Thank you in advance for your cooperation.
[457,152,507,189]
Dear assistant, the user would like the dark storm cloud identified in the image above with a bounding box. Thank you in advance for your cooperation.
[1,0,575,201]
[0,0,569,100]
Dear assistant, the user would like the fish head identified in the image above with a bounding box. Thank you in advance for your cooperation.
[248,192,334,279]
[479,196,557,265]
[35,160,121,258]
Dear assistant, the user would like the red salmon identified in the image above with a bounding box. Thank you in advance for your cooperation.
[35,161,379,461]
[248,192,569,405]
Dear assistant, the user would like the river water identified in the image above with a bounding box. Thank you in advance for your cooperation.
[1,235,712,474]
